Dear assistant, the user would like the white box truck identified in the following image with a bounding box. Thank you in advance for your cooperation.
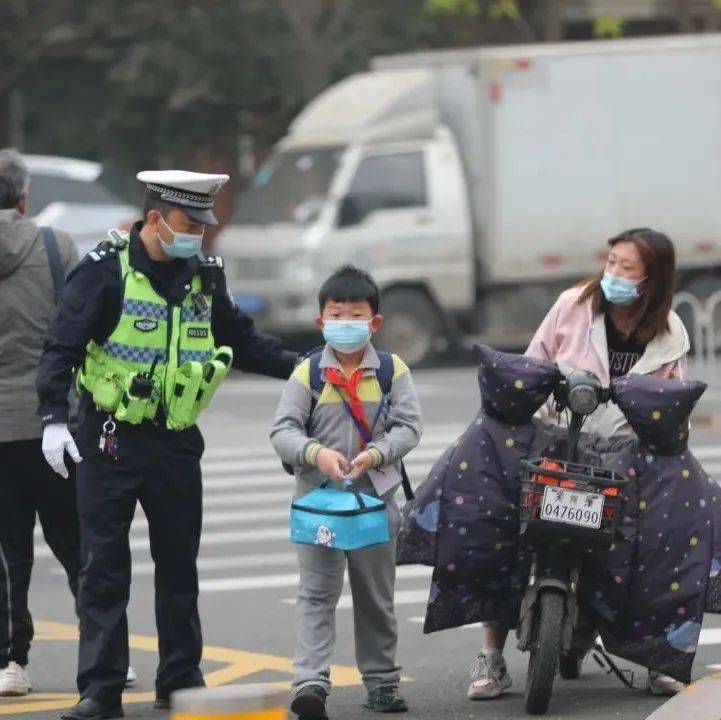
[218,34,721,364]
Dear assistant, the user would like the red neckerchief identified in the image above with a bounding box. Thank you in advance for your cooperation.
[324,367,372,448]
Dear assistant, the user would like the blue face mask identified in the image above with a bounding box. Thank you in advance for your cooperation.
[323,320,372,353]
[600,272,642,306]
[158,215,203,259]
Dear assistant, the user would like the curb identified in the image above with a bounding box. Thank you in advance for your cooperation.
[645,673,721,719]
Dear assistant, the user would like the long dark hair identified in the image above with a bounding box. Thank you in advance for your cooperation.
[577,228,676,344]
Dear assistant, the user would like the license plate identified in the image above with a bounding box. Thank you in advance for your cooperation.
[540,487,604,529]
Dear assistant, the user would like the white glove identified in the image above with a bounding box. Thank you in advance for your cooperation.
[42,423,82,479]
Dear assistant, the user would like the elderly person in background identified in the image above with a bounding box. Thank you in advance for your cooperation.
[0,149,81,696]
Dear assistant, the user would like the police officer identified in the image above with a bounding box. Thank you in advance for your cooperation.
[37,171,298,720]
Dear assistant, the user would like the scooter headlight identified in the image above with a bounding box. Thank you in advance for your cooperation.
[566,373,601,416]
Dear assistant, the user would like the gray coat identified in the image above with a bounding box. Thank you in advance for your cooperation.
[270,343,423,499]
[0,209,77,441]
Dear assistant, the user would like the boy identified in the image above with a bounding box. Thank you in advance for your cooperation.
[270,265,423,719]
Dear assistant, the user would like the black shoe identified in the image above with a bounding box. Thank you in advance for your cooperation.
[153,696,170,710]
[154,677,204,711]
[60,698,124,720]
[290,685,328,719]
[363,686,408,713]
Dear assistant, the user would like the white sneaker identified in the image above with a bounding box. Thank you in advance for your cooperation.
[648,670,686,696]
[467,651,512,700]
[0,661,31,697]
[125,665,137,688]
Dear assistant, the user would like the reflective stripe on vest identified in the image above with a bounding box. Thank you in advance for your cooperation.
[77,239,217,428]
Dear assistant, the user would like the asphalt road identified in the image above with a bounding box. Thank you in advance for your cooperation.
[6,363,721,720]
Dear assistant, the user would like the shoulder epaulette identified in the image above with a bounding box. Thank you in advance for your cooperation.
[88,241,121,263]
[107,229,130,249]
[200,254,224,269]
[88,229,129,262]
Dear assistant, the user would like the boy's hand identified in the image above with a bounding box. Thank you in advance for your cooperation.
[347,450,377,481]
[315,448,351,481]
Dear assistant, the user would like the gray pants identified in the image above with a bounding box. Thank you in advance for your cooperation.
[293,504,400,695]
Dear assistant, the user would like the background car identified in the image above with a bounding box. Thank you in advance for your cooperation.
[22,154,139,258]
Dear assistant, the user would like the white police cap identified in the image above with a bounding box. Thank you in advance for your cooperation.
[137,170,230,225]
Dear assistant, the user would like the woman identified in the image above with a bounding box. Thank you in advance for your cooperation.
[468,228,690,701]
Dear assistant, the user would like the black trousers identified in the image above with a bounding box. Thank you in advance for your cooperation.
[74,408,205,706]
[0,439,80,669]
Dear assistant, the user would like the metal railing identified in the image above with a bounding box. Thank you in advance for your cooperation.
[673,291,721,380]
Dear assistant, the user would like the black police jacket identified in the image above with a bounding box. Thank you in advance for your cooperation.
[36,222,298,426]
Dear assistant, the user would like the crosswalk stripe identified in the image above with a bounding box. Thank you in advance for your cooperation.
[36,506,290,540]
[35,526,289,559]
[200,425,467,461]
[403,620,721,636]
[200,446,456,476]
[200,572,300,592]
[698,628,721,645]
[688,446,721,461]
[203,490,292,507]
[200,437,721,464]
[202,565,432,594]
[202,461,431,491]
[49,550,303,578]
[336,588,429,610]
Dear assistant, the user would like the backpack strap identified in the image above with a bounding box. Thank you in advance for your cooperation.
[307,347,326,420]
[374,351,414,500]
[41,227,65,303]
[376,351,394,397]
[281,347,324,475]
[292,347,415,501]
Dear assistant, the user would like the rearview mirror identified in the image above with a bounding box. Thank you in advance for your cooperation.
[337,195,364,228]
[293,197,324,225]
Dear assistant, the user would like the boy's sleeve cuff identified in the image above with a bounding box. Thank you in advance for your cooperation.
[304,442,323,466]
[367,447,384,468]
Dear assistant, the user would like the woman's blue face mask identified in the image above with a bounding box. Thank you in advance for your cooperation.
[601,272,643,306]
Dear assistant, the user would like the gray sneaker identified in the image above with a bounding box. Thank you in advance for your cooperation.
[467,651,512,700]
[648,670,686,696]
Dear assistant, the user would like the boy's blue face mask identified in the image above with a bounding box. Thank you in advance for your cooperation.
[323,320,372,353]
[601,272,643,306]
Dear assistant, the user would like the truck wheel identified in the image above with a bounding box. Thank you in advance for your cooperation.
[525,589,565,715]
[375,289,441,367]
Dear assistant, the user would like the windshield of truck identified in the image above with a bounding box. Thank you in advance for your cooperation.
[234,147,342,224]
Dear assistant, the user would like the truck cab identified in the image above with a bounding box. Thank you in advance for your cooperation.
[216,70,473,365]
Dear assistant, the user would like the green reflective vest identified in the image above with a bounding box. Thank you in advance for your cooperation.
[77,236,233,430]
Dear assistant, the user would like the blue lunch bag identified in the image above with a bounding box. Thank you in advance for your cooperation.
[290,482,390,551]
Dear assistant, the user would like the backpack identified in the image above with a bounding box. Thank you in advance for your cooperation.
[283,348,414,500]
[41,227,65,302]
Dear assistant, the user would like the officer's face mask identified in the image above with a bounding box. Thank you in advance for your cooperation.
[157,215,204,259]
[322,320,372,354]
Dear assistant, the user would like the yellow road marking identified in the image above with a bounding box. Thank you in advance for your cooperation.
[0,620,362,715]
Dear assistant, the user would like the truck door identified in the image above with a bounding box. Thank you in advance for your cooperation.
[327,139,471,364]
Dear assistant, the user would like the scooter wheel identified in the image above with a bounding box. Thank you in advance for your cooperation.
[525,589,564,715]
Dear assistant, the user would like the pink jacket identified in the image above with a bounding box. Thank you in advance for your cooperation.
[526,284,689,437]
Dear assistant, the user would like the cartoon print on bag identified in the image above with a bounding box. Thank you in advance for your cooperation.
[316,525,335,547]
